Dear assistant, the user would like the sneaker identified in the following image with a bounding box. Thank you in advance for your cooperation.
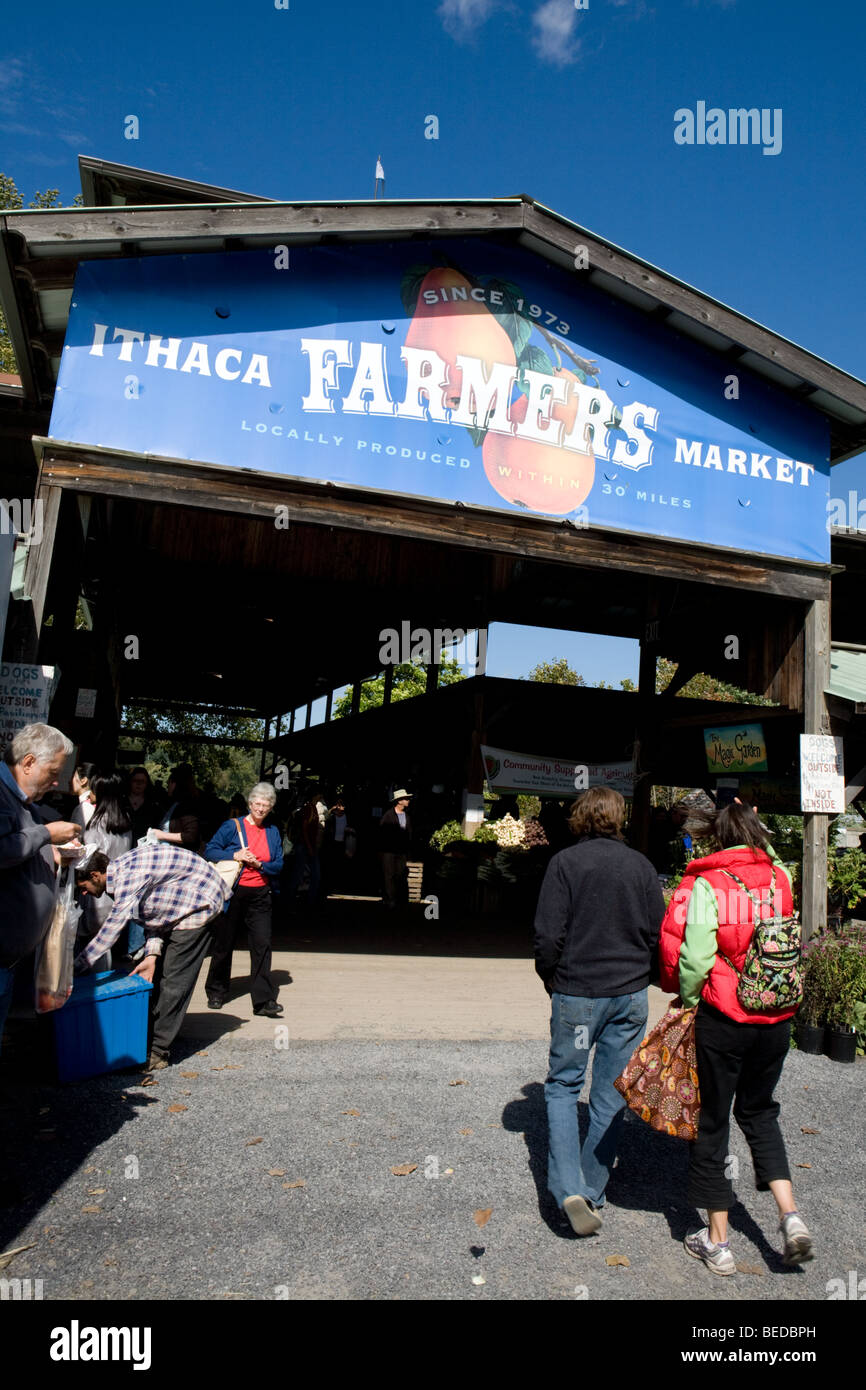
[779,1211,814,1265]
[253,1000,284,1018]
[142,1053,169,1072]
[684,1226,736,1276]
[562,1194,603,1236]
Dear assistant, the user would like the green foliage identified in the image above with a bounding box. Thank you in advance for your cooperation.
[827,848,866,911]
[429,820,465,853]
[526,657,585,686]
[517,794,542,820]
[472,821,497,844]
[120,703,264,798]
[802,923,866,1030]
[655,656,776,705]
[332,658,466,718]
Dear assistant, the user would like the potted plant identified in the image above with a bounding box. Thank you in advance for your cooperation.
[821,924,866,1064]
[797,933,831,1053]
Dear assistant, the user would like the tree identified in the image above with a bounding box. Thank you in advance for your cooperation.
[655,656,776,705]
[0,175,83,373]
[119,703,265,797]
[526,657,585,686]
[332,657,467,718]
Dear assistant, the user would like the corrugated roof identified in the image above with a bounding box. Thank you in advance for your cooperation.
[828,644,866,703]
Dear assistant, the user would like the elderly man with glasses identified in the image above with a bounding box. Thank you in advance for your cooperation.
[203,782,284,1017]
[0,722,80,1056]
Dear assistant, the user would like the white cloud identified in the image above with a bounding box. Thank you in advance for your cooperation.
[438,0,502,39]
[0,57,26,116]
[531,0,582,67]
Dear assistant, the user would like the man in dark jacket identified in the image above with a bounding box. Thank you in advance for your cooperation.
[534,786,664,1235]
[378,789,413,910]
[0,723,80,1056]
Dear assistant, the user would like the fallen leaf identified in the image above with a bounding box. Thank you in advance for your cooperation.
[140,1076,157,1088]
[796,1162,813,1169]
[282,1179,306,1189]
[39,1106,50,1115]
[103,1258,117,1266]
[473,1208,492,1228]
[342,1109,361,1116]
[211,1066,227,1072]
[459,1129,473,1136]
[245,1137,264,1146]
[224,1065,243,1070]
[87,1188,106,1195]
[449,1079,468,1086]
[606,1255,630,1267]
[196,1050,209,1056]
[472,1274,486,1286]
[81,1205,101,1214]
[167,1104,188,1114]
[735,1261,765,1276]
[181,1090,191,1096]
[83,1166,97,1174]
[391,1164,417,1177]
[179,1071,198,1079]
[0,1243,37,1270]
[801,1127,820,1135]
[267,1168,286,1177]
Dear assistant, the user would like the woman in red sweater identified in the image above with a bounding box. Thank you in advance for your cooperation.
[659,801,813,1275]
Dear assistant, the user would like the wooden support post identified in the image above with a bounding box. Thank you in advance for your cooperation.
[630,598,660,853]
[801,598,831,945]
[260,716,271,779]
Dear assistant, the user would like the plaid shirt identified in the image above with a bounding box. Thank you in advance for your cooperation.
[75,842,227,969]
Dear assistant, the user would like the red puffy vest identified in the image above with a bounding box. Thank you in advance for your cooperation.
[658,847,797,1024]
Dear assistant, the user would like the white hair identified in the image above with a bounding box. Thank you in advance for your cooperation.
[10,722,73,765]
[247,781,277,807]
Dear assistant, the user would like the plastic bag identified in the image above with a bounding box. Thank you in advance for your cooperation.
[35,868,83,1013]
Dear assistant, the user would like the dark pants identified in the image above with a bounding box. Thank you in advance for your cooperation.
[688,999,792,1210]
[205,885,275,1007]
[150,916,218,1060]
[380,853,407,909]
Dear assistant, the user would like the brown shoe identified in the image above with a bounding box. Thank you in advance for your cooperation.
[142,1053,169,1072]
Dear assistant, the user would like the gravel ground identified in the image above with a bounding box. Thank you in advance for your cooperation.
[0,1037,862,1302]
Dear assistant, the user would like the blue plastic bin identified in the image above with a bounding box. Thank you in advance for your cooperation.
[54,970,153,1083]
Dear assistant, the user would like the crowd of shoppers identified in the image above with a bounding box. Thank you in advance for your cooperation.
[0,722,814,1278]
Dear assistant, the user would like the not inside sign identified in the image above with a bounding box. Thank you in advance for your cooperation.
[800,734,845,813]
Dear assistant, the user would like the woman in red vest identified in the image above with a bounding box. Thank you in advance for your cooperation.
[659,800,813,1275]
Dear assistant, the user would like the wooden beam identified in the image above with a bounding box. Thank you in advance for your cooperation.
[36,444,832,601]
[4,200,525,254]
[801,599,832,945]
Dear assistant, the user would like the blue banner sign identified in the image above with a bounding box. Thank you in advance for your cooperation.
[50,241,830,562]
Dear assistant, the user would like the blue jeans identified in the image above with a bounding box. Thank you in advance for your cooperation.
[0,965,15,1059]
[545,988,648,1210]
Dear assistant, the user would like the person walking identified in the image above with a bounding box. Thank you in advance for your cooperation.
[659,800,813,1274]
[288,786,325,911]
[378,789,413,911]
[534,787,665,1235]
[74,842,228,1070]
[0,724,80,1056]
[203,782,284,1017]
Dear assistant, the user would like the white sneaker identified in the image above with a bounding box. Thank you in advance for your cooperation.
[684,1225,736,1276]
[779,1211,814,1265]
[563,1194,602,1235]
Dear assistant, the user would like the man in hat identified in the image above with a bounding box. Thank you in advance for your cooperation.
[378,790,413,911]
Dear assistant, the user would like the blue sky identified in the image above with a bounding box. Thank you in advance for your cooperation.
[2,0,863,687]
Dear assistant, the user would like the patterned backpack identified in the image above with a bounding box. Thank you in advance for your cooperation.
[717,866,803,1011]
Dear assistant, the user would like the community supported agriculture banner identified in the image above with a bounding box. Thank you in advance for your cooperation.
[50,241,829,561]
[482,746,635,797]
